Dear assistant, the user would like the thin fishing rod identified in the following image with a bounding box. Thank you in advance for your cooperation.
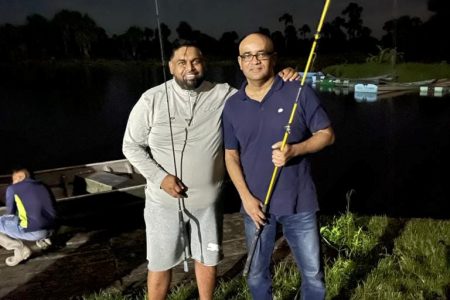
[154,0,189,273]
[243,0,332,277]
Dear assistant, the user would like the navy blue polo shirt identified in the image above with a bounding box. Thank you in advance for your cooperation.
[223,76,331,216]
[6,178,56,231]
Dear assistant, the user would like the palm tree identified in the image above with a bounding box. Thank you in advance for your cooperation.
[278,13,297,56]
[278,13,294,26]
[342,2,363,39]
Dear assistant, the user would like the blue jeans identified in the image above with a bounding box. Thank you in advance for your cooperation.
[0,215,50,241]
[244,211,325,300]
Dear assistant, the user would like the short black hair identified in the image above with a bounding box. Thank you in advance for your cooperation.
[12,167,31,179]
[170,41,202,59]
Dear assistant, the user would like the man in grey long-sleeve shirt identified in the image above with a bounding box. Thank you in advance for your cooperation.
[123,44,234,300]
[123,42,298,300]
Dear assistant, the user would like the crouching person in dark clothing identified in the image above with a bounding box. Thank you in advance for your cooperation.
[0,168,56,266]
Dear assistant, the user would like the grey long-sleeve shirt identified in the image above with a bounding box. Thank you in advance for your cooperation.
[123,79,236,209]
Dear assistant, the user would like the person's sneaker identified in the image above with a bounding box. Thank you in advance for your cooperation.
[35,238,52,250]
[5,245,31,267]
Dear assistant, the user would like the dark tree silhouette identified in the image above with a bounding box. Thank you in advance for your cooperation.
[5,3,446,64]
[296,24,312,56]
[331,17,347,41]
[258,27,271,37]
[423,0,450,61]
[278,13,298,56]
[174,21,219,56]
[24,14,53,59]
[271,31,286,55]
[144,28,154,41]
[284,25,298,56]
[52,10,105,59]
[119,26,145,59]
[139,27,156,59]
[0,24,25,61]
[154,22,172,57]
[381,16,423,61]
[428,0,450,12]
[278,13,294,26]
[176,21,194,41]
[298,24,311,39]
[320,17,347,54]
[219,31,239,56]
[320,17,347,53]
[342,2,363,39]
[353,26,378,54]
[341,3,377,54]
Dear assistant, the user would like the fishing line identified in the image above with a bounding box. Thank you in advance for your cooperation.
[243,0,332,277]
[153,0,189,273]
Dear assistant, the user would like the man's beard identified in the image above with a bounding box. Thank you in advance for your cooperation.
[175,74,205,90]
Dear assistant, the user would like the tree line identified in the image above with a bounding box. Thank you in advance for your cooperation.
[0,1,449,62]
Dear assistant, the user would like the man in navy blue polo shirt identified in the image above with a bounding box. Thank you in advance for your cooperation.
[0,168,56,266]
[223,33,335,300]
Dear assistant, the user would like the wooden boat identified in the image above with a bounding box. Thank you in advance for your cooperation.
[377,79,437,92]
[322,73,395,87]
[0,159,146,214]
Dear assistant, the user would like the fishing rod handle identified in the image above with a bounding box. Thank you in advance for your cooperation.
[243,204,268,276]
[178,207,189,273]
[243,226,262,277]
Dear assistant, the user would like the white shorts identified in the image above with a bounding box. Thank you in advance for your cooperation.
[144,198,223,271]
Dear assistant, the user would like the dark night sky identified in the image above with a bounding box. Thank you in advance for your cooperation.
[0,0,433,39]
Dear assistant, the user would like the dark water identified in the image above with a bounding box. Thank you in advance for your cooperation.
[1,62,449,218]
[0,62,242,172]
[315,91,450,218]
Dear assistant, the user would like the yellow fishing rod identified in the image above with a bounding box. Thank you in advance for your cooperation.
[243,0,332,277]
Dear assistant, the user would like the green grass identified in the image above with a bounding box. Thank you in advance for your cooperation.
[167,281,198,300]
[351,219,450,300]
[323,62,450,82]
[213,277,248,300]
[84,213,450,300]
[82,288,138,300]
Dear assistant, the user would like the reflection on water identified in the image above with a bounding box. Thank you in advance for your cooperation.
[354,92,377,102]
[1,62,449,218]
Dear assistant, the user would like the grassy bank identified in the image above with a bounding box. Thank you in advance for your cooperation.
[323,62,450,83]
[83,213,450,300]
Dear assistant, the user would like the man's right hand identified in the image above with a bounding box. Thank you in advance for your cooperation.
[160,174,187,198]
[242,195,266,229]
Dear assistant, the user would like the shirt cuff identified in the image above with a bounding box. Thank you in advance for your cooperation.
[152,169,168,187]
